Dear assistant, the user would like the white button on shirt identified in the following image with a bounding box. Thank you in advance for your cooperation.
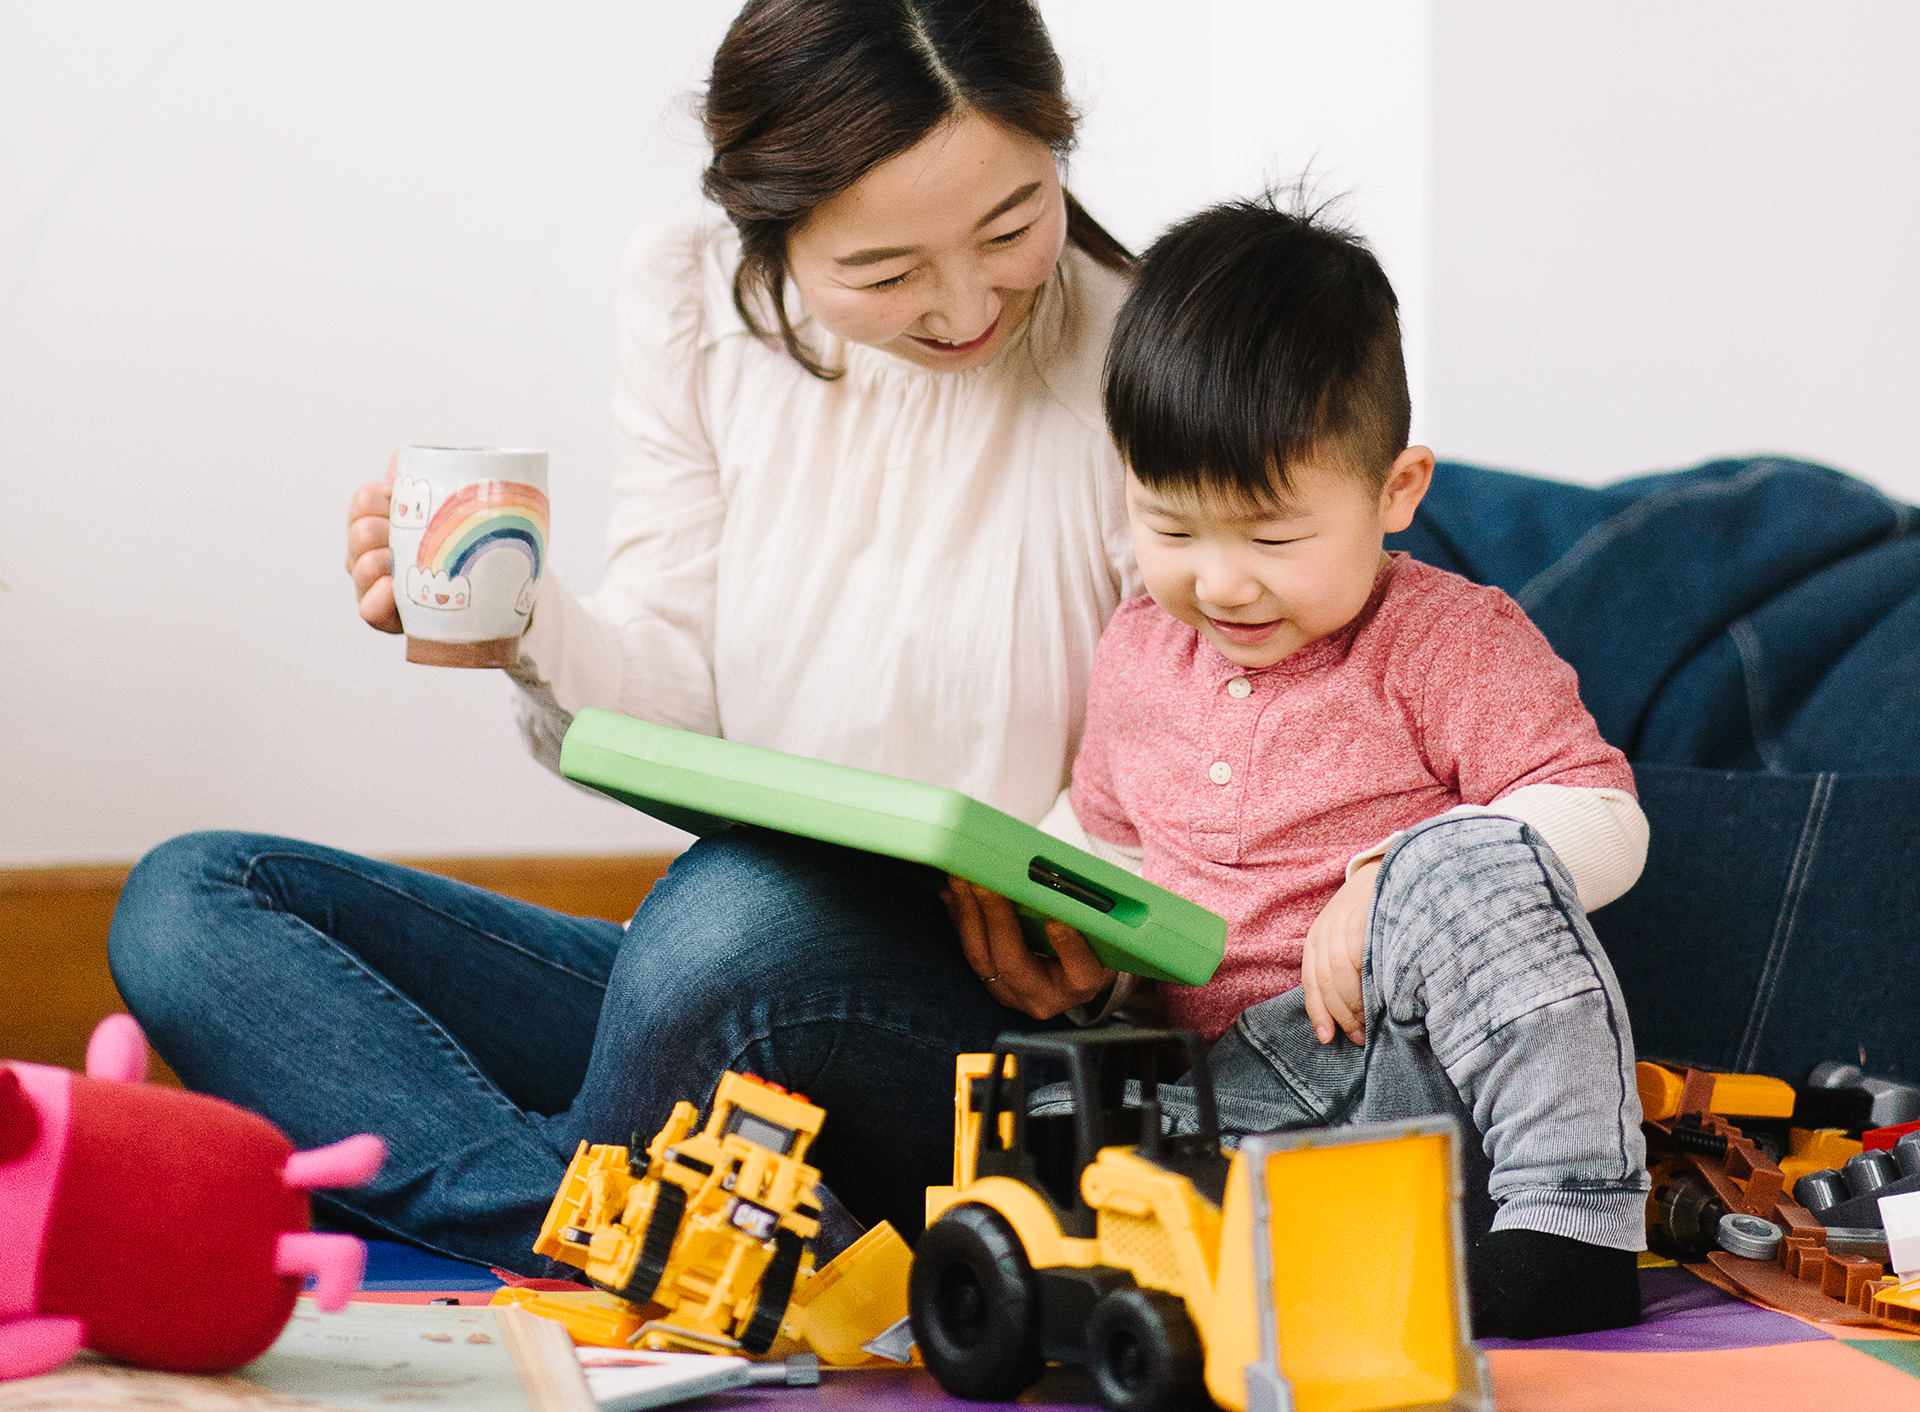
[1227,677,1253,698]
[1208,761,1233,785]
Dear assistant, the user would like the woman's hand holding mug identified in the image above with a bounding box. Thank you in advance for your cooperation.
[346,452,402,635]
[347,447,550,667]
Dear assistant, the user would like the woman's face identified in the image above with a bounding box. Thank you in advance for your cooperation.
[785,111,1067,373]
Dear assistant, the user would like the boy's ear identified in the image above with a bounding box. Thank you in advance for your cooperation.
[1379,446,1436,534]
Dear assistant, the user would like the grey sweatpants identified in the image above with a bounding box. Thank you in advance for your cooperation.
[1155,813,1650,1251]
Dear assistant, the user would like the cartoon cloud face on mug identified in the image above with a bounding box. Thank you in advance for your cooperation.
[388,447,549,668]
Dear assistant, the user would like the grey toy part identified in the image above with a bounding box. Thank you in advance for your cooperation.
[1805,1063,1920,1129]
[1794,1168,1849,1215]
[1894,1131,1920,1178]
[746,1355,821,1387]
[1717,1212,1783,1261]
[860,1317,916,1365]
[1822,1227,1892,1263]
[1799,1152,1920,1230]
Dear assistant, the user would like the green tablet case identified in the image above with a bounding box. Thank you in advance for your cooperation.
[558,709,1225,986]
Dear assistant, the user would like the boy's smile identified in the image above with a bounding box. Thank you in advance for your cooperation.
[1125,450,1435,670]
[1202,614,1290,648]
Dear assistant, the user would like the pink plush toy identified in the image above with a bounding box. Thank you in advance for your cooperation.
[0,1014,386,1379]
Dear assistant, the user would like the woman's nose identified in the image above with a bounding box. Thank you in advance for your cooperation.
[920,265,999,342]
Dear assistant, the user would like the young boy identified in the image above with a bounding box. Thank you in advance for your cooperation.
[959,197,1652,1339]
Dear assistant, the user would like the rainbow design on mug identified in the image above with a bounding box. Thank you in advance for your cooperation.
[414,480,550,585]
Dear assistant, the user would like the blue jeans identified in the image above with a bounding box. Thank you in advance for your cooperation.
[108,827,1048,1273]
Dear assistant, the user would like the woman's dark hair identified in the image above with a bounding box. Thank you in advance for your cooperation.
[1105,194,1411,504]
[702,0,1130,378]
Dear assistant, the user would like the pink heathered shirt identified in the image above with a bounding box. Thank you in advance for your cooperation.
[1070,553,1635,1043]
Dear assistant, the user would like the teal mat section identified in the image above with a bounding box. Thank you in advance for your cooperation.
[1843,1339,1920,1380]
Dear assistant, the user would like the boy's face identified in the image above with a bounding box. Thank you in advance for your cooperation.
[1126,449,1435,670]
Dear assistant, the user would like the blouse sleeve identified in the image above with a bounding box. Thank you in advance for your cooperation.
[510,218,728,762]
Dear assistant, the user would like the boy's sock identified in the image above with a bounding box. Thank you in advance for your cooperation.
[1468,1228,1641,1340]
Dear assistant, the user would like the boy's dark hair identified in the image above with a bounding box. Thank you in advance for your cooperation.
[1104,194,1410,502]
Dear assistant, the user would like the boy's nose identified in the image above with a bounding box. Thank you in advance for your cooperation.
[1194,556,1263,611]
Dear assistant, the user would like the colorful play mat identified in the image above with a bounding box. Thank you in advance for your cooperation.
[344,1242,1920,1411]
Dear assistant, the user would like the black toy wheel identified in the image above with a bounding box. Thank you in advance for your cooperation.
[909,1204,1045,1400]
[740,1229,804,1354]
[593,1181,686,1305]
[1085,1287,1206,1412]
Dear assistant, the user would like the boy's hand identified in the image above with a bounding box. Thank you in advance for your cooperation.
[941,877,1114,1021]
[1303,859,1379,1046]
[346,451,403,634]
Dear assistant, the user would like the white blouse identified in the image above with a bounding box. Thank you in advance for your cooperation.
[510,213,1140,824]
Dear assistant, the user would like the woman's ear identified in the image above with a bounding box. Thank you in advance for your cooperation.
[1379,446,1436,534]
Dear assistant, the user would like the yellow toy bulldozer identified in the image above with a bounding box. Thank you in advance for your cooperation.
[532,1071,826,1355]
[910,1029,1492,1412]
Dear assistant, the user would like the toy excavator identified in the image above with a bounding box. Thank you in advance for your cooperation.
[910,1028,1491,1412]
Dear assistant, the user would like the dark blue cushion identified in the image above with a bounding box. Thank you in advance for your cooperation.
[1390,457,1920,771]
[1389,458,1920,1081]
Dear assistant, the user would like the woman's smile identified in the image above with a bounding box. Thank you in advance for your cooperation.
[909,316,1001,356]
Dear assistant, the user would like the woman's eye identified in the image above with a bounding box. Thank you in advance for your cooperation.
[865,269,913,291]
[988,223,1033,247]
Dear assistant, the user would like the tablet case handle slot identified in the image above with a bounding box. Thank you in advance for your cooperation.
[1028,857,1149,929]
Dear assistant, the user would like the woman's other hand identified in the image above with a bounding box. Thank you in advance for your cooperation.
[346,452,402,634]
[1303,858,1378,1046]
[941,876,1113,1021]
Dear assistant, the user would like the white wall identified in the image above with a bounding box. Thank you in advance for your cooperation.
[0,1,1430,867]
[6,2,1910,867]
[1,3,731,865]
[1044,1,1432,435]
[1426,1,1920,497]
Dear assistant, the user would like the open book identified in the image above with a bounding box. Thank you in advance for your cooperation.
[0,1300,595,1412]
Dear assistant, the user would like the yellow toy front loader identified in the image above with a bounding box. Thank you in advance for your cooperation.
[910,1029,1492,1412]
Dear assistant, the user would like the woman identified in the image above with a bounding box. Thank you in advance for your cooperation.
[110,0,1137,1271]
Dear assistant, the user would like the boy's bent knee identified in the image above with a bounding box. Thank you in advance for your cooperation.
[1368,814,1620,1043]
[1380,813,1577,906]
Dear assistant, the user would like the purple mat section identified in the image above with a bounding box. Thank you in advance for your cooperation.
[1475,1266,1832,1352]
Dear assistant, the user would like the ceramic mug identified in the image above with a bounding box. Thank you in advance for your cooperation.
[388,446,549,668]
